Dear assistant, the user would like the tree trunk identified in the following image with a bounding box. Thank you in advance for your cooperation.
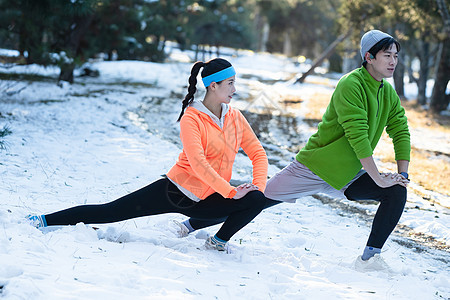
[417,41,430,105]
[59,64,75,83]
[430,0,450,112]
[283,31,292,57]
[261,21,270,52]
[295,28,352,84]
[405,55,415,84]
[208,46,212,60]
[430,38,450,112]
[393,50,405,100]
[194,45,199,61]
[58,13,94,83]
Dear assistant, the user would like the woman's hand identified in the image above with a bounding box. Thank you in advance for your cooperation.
[232,183,259,199]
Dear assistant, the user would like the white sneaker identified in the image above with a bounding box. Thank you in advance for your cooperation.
[172,220,189,238]
[204,236,228,252]
[26,215,46,228]
[354,254,393,273]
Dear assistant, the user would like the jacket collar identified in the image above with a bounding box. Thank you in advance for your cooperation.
[360,66,384,89]
[189,101,230,129]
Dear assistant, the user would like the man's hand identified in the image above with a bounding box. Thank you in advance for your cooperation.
[360,156,410,188]
[232,183,259,199]
[377,172,409,188]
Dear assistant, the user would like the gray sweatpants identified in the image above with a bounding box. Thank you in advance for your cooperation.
[265,160,365,202]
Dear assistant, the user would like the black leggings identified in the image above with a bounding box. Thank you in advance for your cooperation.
[344,173,407,248]
[45,178,266,241]
[187,173,407,249]
[189,198,281,230]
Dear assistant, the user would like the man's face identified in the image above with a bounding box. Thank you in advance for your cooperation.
[369,44,398,80]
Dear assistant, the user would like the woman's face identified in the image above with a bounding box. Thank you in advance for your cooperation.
[211,75,236,104]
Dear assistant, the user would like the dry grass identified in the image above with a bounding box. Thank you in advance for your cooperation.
[304,93,450,197]
[402,101,450,130]
[409,149,449,196]
[370,100,449,197]
[303,92,330,121]
[374,137,449,196]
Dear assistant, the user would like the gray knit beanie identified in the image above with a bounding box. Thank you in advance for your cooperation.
[360,30,393,60]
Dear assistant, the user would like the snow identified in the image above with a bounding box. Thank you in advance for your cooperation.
[0,49,20,57]
[1,51,449,299]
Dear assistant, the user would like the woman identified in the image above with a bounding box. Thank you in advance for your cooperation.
[28,58,268,251]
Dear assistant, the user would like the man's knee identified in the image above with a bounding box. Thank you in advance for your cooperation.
[387,185,407,207]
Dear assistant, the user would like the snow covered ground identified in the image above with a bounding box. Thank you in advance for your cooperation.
[0,50,449,299]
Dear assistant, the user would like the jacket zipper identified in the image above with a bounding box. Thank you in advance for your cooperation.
[376,81,384,117]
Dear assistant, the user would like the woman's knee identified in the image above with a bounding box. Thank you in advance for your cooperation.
[241,190,266,209]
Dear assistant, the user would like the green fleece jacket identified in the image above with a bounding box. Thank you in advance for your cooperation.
[296,67,410,190]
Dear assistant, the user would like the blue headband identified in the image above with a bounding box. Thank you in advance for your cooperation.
[202,66,236,87]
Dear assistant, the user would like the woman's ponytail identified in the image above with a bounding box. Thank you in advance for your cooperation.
[177,61,205,122]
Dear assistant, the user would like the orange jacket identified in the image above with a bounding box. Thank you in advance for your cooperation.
[166,106,268,200]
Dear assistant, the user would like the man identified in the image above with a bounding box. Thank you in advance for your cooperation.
[263,29,410,269]
[179,29,411,270]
